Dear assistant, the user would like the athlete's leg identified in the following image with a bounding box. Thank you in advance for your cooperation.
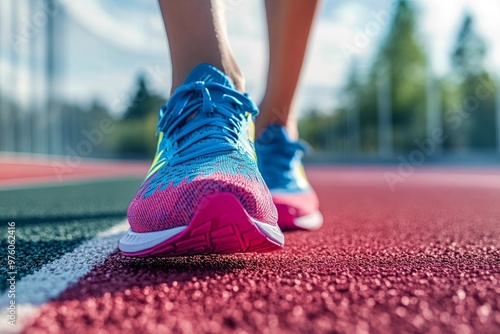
[257,0,320,139]
[255,1,323,231]
[158,0,245,93]
[121,0,284,256]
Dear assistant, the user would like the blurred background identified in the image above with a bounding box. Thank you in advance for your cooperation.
[0,0,499,163]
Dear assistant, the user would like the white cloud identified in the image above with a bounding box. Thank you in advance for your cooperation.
[63,0,165,54]
[224,1,373,112]
[226,0,267,102]
[297,1,395,111]
[419,0,500,75]
[468,0,500,74]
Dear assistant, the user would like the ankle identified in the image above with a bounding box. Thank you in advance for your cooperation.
[255,118,299,141]
[256,101,298,140]
[170,61,245,95]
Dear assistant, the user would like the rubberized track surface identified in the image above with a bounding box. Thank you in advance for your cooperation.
[1,162,499,333]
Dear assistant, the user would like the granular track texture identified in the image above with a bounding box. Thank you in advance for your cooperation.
[24,168,500,333]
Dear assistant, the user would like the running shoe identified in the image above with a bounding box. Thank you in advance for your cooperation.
[255,124,323,231]
[119,64,284,257]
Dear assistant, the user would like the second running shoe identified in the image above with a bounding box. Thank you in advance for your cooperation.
[255,124,323,231]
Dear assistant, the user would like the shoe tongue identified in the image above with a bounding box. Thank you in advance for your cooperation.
[174,64,235,153]
[184,63,235,89]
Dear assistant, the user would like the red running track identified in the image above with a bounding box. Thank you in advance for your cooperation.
[24,167,500,333]
[0,155,147,187]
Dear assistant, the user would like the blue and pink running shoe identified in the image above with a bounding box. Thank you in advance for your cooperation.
[119,64,284,257]
[255,125,323,231]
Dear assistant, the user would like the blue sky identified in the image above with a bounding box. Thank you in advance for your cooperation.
[1,0,500,115]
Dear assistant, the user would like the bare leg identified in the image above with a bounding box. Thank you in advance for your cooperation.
[158,0,245,93]
[257,0,320,139]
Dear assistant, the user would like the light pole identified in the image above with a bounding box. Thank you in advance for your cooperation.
[496,77,500,154]
[426,62,442,155]
[377,60,393,158]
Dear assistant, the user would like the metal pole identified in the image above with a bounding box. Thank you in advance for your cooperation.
[0,1,5,152]
[496,77,500,154]
[377,60,393,157]
[34,0,48,154]
[1,0,18,153]
[426,63,442,155]
[348,94,360,155]
[46,0,55,154]
[28,0,41,153]
[46,0,61,155]
[10,0,19,152]
[18,0,32,153]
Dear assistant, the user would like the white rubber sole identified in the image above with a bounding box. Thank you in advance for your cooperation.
[119,220,284,254]
[293,210,323,230]
[119,193,285,256]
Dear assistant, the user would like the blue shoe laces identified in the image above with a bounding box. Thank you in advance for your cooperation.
[157,81,258,166]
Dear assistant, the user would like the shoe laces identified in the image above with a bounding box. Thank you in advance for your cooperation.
[157,81,258,165]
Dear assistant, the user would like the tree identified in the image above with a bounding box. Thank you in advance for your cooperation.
[301,1,429,155]
[342,61,363,154]
[112,73,167,157]
[445,14,496,150]
[370,0,428,152]
[452,14,487,80]
[122,74,165,120]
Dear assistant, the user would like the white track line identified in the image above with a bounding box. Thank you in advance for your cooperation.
[0,220,129,333]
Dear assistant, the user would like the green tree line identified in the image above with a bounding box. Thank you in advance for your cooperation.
[299,0,498,156]
[4,0,494,159]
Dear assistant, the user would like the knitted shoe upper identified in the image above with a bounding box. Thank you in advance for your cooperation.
[128,64,277,232]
